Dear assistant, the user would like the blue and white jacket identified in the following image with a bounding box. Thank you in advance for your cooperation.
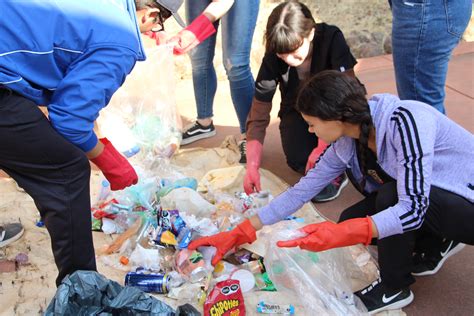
[258,94,474,238]
[0,0,146,151]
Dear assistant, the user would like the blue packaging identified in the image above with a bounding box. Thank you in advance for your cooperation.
[124,272,170,294]
[122,145,140,158]
[177,227,192,249]
[171,215,186,235]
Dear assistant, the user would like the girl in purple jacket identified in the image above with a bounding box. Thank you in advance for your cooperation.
[190,70,474,313]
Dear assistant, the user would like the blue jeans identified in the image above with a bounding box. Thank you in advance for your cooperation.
[185,0,259,133]
[390,0,471,114]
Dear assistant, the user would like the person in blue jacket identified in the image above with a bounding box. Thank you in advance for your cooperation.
[0,0,183,285]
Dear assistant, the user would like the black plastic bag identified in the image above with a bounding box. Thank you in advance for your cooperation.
[45,270,200,316]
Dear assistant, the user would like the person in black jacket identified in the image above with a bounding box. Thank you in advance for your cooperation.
[244,0,363,202]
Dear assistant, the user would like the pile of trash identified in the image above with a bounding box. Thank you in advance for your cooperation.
[91,165,279,306]
[87,157,367,315]
[85,44,367,315]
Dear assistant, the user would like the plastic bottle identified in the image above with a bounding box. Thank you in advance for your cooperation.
[97,179,111,203]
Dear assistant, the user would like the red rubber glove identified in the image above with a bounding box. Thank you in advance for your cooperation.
[145,31,170,46]
[168,14,216,55]
[90,138,138,191]
[244,140,263,195]
[188,219,257,266]
[305,140,328,173]
[277,217,373,252]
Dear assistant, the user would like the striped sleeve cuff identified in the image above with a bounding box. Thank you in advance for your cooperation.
[371,207,404,239]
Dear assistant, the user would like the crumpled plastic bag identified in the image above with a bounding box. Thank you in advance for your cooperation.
[160,187,216,218]
[197,165,246,194]
[45,270,200,316]
[262,222,368,315]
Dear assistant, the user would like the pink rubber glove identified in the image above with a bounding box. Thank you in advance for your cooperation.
[168,14,216,55]
[277,217,373,252]
[305,140,328,173]
[244,140,263,195]
[90,138,138,191]
[188,220,257,266]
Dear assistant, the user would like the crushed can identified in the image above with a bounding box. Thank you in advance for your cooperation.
[124,272,170,294]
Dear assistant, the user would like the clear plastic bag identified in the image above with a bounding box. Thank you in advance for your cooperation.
[262,221,368,315]
[111,167,160,211]
[98,45,182,162]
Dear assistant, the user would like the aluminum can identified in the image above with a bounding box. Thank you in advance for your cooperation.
[124,272,170,294]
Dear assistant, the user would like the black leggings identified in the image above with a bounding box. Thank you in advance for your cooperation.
[339,182,474,289]
[0,88,96,285]
[279,108,318,174]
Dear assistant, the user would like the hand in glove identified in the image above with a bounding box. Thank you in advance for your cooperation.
[145,30,170,46]
[168,14,216,55]
[90,138,138,191]
[305,140,328,173]
[188,219,257,266]
[277,217,373,252]
[243,140,263,195]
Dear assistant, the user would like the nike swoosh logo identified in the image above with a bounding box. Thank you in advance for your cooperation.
[186,128,211,136]
[440,241,454,257]
[382,291,402,304]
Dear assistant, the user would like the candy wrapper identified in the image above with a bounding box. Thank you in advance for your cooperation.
[256,301,295,315]
[204,279,246,316]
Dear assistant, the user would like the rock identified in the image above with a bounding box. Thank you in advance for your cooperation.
[15,253,29,266]
[346,30,385,58]
[384,35,393,54]
[372,31,385,44]
[0,259,16,273]
[358,43,385,58]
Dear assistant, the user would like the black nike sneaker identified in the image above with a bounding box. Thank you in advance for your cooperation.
[354,278,414,314]
[412,239,465,276]
[181,121,216,145]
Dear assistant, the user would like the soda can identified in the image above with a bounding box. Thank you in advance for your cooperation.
[124,272,170,294]
[171,215,186,236]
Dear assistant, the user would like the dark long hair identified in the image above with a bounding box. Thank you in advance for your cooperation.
[264,1,316,54]
[296,70,373,188]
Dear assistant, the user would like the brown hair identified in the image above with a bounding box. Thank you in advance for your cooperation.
[264,1,316,54]
[134,0,171,19]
